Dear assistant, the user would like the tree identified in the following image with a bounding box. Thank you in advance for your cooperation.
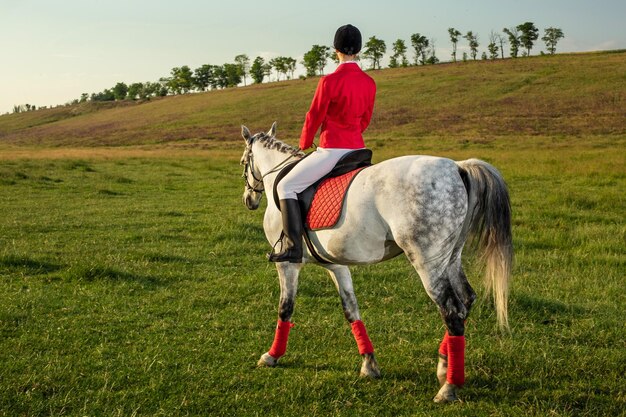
[495,32,507,59]
[389,39,409,68]
[211,66,225,88]
[488,31,500,60]
[127,82,144,100]
[329,48,340,64]
[410,33,429,65]
[91,89,115,101]
[503,27,521,58]
[156,79,170,96]
[222,63,242,87]
[112,82,128,100]
[269,57,287,81]
[167,66,194,94]
[269,57,281,81]
[13,104,37,113]
[362,36,386,70]
[517,22,539,56]
[212,65,241,89]
[263,63,273,82]
[542,27,564,55]
[464,31,479,60]
[285,57,297,79]
[142,81,164,98]
[234,54,250,86]
[302,45,331,76]
[250,56,265,84]
[425,39,439,65]
[302,47,318,77]
[194,64,216,91]
[205,66,222,89]
[268,56,296,81]
[158,77,171,95]
[448,28,462,62]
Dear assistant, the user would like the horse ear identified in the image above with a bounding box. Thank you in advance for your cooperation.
[267,121,277,138]
[241,125,252,143]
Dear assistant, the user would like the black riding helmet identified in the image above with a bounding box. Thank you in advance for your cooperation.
[333,24,362,55]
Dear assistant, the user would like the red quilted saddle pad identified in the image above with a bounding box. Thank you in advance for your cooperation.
[306,167,366,230]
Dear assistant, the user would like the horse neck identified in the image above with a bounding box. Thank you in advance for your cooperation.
[252,141,299,190]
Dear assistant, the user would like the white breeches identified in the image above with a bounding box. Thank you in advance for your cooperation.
[276,147,361,200]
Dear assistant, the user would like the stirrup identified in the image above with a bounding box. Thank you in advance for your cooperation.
[267,247,302,263]
[267,235,302,263]
[267,233,285,260]
[267,199,303,263]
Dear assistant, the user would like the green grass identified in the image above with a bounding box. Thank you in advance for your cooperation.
[1,134,624,416]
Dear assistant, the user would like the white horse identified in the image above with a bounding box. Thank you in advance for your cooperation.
[240,123,512,403]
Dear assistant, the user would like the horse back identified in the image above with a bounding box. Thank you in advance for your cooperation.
[308,155,468,264]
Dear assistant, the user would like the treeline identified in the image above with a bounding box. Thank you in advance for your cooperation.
[11,22,564,113]
[81,54,305,104]
[364,23,565,69]
[12,104,39,113]
[85,55,299,103]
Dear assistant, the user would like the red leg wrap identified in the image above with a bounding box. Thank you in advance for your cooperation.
[446,335,465,386]
[268,319,294,359]
[351,320,374,355]
[438,331,449,357]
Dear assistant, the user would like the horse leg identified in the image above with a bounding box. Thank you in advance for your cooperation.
[326,264,380,378]
[436,263,476,388]
[257,262,301,367]
[402,244,475,403]
[432,260,476,403]
[432,289,466,404]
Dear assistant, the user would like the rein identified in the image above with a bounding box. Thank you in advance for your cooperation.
[242,138,301,194]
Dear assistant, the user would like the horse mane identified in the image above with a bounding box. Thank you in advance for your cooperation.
[257,133,305,157]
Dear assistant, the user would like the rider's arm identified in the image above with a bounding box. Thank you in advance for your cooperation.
[299,77,330,150]
[360,80,376,133]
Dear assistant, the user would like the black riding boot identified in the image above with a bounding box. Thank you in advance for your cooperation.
[268,199,303,263]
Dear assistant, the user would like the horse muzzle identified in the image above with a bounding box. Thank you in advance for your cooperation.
[243,190,261,210]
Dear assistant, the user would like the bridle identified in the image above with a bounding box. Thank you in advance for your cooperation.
[241,135,302,194]
[241,145,265,194]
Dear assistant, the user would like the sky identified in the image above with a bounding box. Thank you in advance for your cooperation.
[1,0,625,115]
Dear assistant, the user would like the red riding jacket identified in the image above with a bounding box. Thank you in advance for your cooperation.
[300,62,376,150]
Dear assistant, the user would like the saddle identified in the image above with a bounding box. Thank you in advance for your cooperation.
[273,149,372,231]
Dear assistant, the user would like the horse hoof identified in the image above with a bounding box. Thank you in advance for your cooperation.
[359,364,381,378]
[360,353,381,378]
[257,352,279,368]
[433,382,460,403]
[436,356,448,386]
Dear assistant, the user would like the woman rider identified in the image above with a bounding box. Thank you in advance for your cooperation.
[269,24,377,263]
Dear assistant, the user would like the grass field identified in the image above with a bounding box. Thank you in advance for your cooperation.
[1,136,624,416]
[1,51,625,416]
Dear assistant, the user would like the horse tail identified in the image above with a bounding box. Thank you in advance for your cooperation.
[456,159,513,331]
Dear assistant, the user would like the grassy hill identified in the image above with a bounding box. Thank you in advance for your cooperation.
[1,51,624,149]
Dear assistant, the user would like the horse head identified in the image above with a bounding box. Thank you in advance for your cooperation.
[240,123,277,210]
